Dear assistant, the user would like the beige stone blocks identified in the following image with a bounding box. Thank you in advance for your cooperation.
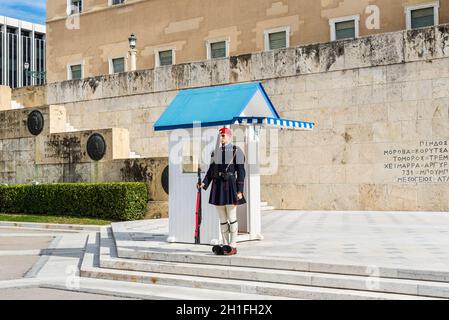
[112,128,131,160]
[388,101,417,122]
[34,127,131,166]
[400,119,433,142]
[10,85,47,108]
[417,184,449,212]
[373,122,402,143]
[401,80,433,101]
[358,104,388,124]
[48,105,67,133]
[0,86,11,111]
[318,165,346,184]
[432,78,449,99]
[405,27,436,62]
[4,24,449,211]
[0,105,67,140]
[358,184,388,211]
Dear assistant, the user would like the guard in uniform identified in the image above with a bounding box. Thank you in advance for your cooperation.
[198,127,246,255]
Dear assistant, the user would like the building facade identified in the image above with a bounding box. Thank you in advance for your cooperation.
[46,0,449,83]
[4,23,449,211]
[0,16,46,88]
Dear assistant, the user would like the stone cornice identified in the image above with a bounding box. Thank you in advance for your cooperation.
[46,24,449,105]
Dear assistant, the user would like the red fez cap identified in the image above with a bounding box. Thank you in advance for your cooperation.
[219,127,232,136]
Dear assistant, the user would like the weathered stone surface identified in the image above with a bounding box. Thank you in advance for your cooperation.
[211,58,230,85]
[405,27,436,62]
[145,201,169,219]
[435,24,449,58]
[3,24,449,211]
[154,65,176,92]
[12,85,46,108]
[189,61,212,88]
[251,50,275,80]
[295,44,321,74]
[0,86,11,111]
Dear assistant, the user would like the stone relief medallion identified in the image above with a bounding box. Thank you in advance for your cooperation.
[27,110,44,136]
[87,133,107,161]
[161,165,169,195]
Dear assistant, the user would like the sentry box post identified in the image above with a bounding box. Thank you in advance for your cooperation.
[154,82,314,245]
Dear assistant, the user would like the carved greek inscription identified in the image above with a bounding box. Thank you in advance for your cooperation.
[383,140,449,183]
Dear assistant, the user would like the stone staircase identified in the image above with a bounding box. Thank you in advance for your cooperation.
[78,226,449,300]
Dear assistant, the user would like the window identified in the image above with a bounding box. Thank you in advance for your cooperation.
[68,0,83,15]
[264,27,290,51]
[156,49,174,67]
[329,15,360,41]
[210,41,227,59]
[110,57,125,74]
[69,64,82,80]
[406,2,439,29]
[110,0,125,5]
[206,39,229,59]
[335,21,355,39]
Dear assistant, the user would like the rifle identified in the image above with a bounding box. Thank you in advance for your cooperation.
[195,167,202,244]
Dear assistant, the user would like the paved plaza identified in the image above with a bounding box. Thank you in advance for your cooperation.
[1,210,449,299]
[116,210,449,271]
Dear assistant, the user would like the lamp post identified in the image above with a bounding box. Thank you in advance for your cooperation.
[24,62,46,84]
[128,33,137,71]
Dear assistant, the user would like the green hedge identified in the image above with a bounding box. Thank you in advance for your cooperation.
[0,182,148,221]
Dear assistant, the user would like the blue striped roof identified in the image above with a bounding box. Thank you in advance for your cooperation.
[154,82,278,131]
[153,82,314,131]
[234,117,314,130]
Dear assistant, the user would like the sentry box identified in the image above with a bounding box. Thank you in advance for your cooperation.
[154,82,314,245]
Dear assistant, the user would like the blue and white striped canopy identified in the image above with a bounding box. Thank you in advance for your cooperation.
[154,82,315,132]
[234,116,314,130]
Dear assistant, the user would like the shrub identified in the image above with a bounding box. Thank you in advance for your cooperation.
[0,182,148,221]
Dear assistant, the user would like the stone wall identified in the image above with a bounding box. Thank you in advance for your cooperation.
[11,85,47,109]
[0,105,168,218]
[0,86,11,111]
[11,24,449,211]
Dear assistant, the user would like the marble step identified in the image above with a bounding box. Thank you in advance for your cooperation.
[115,243,449,284]
[46,276,288,300]
[99,229,449,299]
[81,264,436,300]
[81,232,293,300]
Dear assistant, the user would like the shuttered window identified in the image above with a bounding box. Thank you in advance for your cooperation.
[268,31,287,50]
[210,41,226,59]
[411,7,435,29]
[335,20,356,40]
[112,57,125,73]
[159,50,173,66]
[70,64,82,80]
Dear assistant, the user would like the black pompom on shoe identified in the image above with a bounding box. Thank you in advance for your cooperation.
[212,245,224,255]
[222,245,232,255]
[223,246,237,256]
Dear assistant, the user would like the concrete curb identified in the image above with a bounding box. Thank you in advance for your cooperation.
[0,221,105,232]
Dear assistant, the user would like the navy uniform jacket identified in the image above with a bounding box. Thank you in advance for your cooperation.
[202,143,246,206]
